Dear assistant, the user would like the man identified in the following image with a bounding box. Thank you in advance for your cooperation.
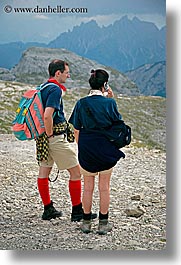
[36,59,96,222]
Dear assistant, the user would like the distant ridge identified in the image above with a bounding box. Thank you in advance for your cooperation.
[0,41,46,69]
[126,61,166,97]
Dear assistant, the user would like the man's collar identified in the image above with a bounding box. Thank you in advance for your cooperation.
[48,78,67,91]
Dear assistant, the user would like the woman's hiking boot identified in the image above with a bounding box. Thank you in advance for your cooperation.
[98,219,113,235]
[71,203,97,222]
[80,220,92,234]
[42,201,63,220]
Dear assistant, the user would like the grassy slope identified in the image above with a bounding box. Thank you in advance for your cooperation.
[0,82,166,151]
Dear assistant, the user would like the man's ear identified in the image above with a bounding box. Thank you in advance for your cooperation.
[55,70,61,77]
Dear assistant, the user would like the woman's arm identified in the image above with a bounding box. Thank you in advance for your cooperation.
[74,129,80,144]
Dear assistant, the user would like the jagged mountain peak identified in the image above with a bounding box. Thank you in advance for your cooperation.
[80,19,99,27]
[48,16,165,72]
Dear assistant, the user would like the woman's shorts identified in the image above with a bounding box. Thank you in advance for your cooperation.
[40,135,78,170]
[80,166,113,177]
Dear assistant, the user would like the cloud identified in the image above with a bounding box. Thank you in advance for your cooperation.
[0,0,166,43]
[79,12,166,29]
[33,14,50,20]
[80,14,122,26]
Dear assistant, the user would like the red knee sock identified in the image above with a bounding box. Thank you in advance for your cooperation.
[37,178,51,206]
[69,180,81,206]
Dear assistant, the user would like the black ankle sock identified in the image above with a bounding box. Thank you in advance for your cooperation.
[99,211,108,220]
[72,203,82,211]
[44,201,53,210]
[83,212,91,220]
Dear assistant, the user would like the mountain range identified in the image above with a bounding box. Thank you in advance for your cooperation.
[0,16,166,97]
[2,46,139,96]
[49,16,166,72]
[0,46,166,97]
[0,16,165,73]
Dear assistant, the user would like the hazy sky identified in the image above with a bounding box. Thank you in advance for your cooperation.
[0,0,166,44]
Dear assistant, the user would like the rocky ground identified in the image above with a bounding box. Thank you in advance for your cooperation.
[0,134,166,250]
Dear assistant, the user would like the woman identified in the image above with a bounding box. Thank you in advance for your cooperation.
[69,69,125,234]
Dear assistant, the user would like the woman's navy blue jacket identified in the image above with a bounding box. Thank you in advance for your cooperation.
[69,95,125,172]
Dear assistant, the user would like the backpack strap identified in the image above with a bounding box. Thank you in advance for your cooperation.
[38,82,62,118]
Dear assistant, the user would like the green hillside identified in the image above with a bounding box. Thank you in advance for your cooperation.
[0,81,166,151]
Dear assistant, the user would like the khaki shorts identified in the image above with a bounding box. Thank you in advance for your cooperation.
[40,135,78,170]
[80,166,113,177]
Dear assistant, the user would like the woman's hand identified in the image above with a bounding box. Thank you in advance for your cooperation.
[107,87,114,98]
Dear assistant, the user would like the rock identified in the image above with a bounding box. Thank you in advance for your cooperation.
[125,206,145,218]
[131,194,142,201]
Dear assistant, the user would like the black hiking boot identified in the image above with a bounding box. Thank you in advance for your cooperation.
[71,203,97,222]
[42,201,63,220]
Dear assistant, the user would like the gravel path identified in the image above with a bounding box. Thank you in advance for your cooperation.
[0,134,166,250]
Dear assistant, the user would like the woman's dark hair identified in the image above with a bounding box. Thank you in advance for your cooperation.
[48,59,69,77]
[89,69,109,90]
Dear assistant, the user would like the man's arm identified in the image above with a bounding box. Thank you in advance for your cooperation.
[44,107,55,137]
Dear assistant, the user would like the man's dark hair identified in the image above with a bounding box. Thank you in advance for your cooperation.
[89,69,109,90]
[48,59,69,77]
